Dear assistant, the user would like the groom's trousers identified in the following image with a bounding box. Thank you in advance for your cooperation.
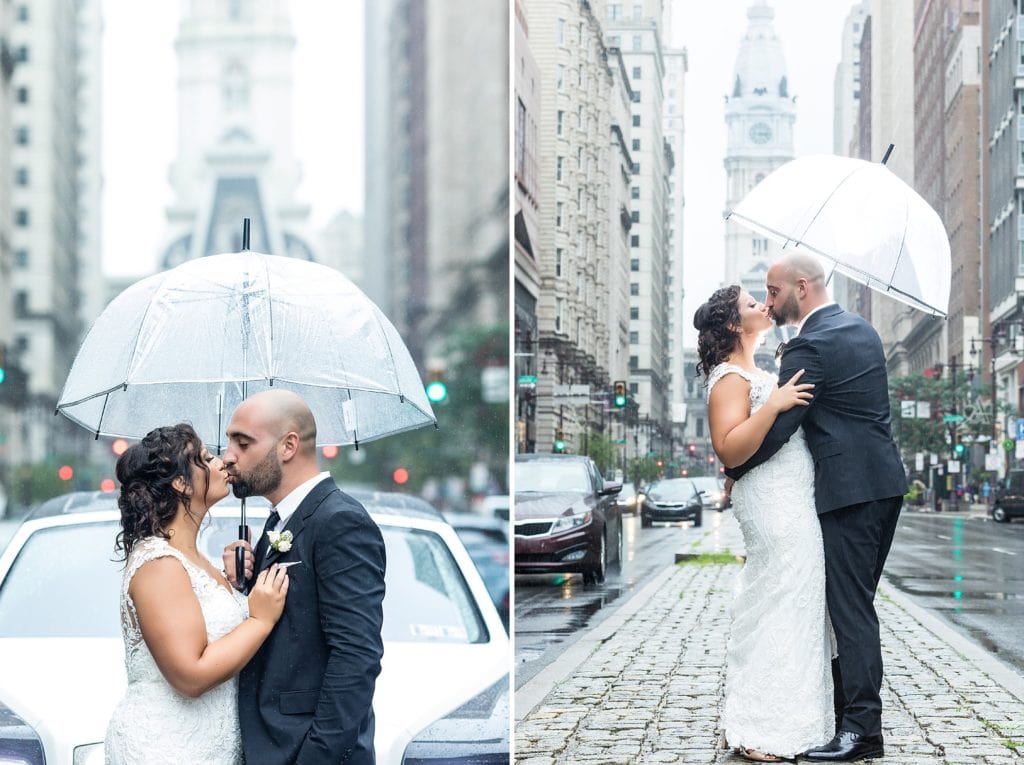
[818,496,903,737]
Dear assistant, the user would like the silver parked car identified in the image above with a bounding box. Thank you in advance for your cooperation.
[0,491,510,765]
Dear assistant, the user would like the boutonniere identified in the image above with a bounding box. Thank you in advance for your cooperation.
[267,529,293,553]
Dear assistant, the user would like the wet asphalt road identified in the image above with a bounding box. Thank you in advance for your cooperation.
[513,510,720,689]
[513,506,1024,689]
[882,509,1024,674]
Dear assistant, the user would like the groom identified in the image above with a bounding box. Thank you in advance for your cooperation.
[726,252,907,762]
[221,389,386,764]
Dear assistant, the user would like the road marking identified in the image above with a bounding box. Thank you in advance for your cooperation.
[990,547,1017,556]
[936,534,951,541]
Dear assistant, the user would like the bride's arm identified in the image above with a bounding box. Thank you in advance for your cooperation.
[709,371,813,468]
[129,558,288,698]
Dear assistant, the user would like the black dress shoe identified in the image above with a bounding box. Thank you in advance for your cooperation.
[801,731,884,762]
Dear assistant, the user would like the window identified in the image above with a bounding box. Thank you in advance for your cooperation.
[631,235,640,247]
[16,87,28,104]
[632,139,640,151]
[632,66,642,80]
[556,110,564,136]
[631,186,640,199]
[1019,241,1024,276]
[14,167,28,186]
[16,5,28,21]
[557,18,566,44]
[555,298,565,332]
[629,355,638,368]
[631,211,640,223]
[608,3,622,20]
[632,35,642,51]
[630,283,640,296]
[15,126,29,145]
[555,248,564,277]
[633,4,642,20]
[556,202,564,228]
[609,35,620,47]
[632,91,641,103]
[556,156,564,181]
[578,105,584,129]
[14,250,28,268]
[632,162,640,174]
[630,307,639,320]
[515,98,526,179]
[15,291,28,315]
[15,209,29,227]
[629,332,639,344]
[631,258,640,271]
[577,147,583,170]
[629,383,638,394]
[556,65,565,90]
[632,114,640,127]
[15,46,28,63]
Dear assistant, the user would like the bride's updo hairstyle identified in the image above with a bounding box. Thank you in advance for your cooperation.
[694,284,742,380]
[114,423,210,560]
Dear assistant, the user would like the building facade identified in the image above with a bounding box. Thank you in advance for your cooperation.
[722,1,796,305]
[159,3,316,271]
[607,0,672,455]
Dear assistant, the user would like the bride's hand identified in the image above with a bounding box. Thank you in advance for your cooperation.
[247,564,289,627]
[768,368,814,412]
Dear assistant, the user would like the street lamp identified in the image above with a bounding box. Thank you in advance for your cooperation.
[969,331,1011,443]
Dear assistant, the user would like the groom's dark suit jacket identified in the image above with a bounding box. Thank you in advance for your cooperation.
[239,477,386,764]
[726,304,907,512]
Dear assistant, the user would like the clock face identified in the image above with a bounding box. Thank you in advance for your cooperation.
[749,122,772,144]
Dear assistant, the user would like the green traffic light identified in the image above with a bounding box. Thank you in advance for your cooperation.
[554,440,566,452]
[425,380,448,403]
[954,443,965,455]
[0,368,5,385]
[614,394,626,407]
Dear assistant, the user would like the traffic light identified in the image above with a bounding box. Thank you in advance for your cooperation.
[688,443,697,455]
[954,440,965,456]
[613,380,627,407]
[0,344,5,385]
[554,429,566,453]
[425,364,448,404]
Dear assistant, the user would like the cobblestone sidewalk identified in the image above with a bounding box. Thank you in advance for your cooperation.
[514,517,1024,764]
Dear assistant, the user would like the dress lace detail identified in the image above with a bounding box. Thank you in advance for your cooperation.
[104,537,247,764]
[707,363,834,756]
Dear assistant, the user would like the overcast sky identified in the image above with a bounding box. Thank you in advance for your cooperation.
[101,1,362,278]
[672,0,854,345]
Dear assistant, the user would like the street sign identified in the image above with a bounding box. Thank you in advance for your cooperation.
[900,401,916,418]
[518,375,537,386]
[1017,418,1024,441]
[942,414,965,423]
[947,459,960,473]
[986,453,1002,470]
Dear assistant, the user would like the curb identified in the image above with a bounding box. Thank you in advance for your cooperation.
[877,577,1024,703]
[513,561,679,722]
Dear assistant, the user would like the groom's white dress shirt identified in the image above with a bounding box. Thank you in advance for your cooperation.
[270,471,331,532]
[796,302,836,336]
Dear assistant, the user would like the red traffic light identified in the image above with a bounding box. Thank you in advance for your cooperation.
[112,438,129,456]
[58,465,74,481]
[100,478,116,493]
[392,468,409,485]
[321,445,339,460]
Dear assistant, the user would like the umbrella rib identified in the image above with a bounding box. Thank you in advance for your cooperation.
[57,383,131,410]
[791,164,866,241]
[887,202,911,289]
[370,308,405,403]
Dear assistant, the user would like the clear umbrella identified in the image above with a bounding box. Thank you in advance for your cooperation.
[58,250,436,449]
[58,248,436,582]
[727,150,951,317]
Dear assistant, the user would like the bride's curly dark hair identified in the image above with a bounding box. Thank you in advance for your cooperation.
[114,423,211,561]
[694,284,742,379]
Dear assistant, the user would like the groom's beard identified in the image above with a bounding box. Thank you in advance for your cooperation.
[231,447,283,499]
[772,293,800,326]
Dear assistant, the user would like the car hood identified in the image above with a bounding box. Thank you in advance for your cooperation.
[513,492,589,520]
[374,641,508,764]
[0,637,125,764]
[0,637,507,765]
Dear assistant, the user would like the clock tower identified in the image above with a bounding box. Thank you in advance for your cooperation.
[723,0,796,300]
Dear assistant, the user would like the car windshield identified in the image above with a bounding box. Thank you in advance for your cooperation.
[689,478,722,494]
[647,480,695,501]
[0,517,488,645]
[514,461,591,493]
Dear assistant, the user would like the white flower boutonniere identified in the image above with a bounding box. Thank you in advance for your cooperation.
[267,529,293,553]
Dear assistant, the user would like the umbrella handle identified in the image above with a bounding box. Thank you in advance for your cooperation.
[236,524,247,589]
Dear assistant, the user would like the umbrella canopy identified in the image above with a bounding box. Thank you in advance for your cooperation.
[727,153,951,317]
[58,252,436,448]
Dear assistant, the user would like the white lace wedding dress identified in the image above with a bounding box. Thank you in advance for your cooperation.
[104,537,247,764]
[708,363,834,757]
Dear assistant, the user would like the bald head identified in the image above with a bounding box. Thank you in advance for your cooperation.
[239,390,317,455]
[765,252,829,326]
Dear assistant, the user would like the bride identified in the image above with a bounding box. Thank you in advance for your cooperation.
[104,423,289,764]
[695,285,834,762]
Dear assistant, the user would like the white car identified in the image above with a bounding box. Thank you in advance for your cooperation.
[0,491,510,765]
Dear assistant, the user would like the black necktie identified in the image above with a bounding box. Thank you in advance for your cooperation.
[254,509,280,567]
